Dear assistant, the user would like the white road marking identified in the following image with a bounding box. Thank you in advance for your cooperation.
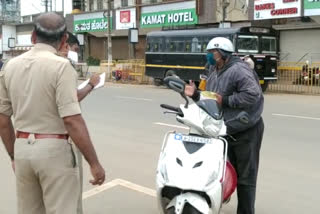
[116,179,156,197]
[82,179,119,200]
[272,113,320,121]
[82,179,156,200]
[154,122,189,130]
[115,96,153,101]
[107,86,123,89]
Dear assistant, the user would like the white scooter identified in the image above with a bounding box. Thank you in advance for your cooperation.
[156,77,249,214]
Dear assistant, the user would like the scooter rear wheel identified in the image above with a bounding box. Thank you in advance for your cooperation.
[166,203,202,214]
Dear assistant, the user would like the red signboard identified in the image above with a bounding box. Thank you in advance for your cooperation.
[120,10,130,23]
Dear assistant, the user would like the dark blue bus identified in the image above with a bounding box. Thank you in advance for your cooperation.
[145,26,279,91]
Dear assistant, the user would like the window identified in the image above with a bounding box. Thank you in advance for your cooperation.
[191,37,201,53]
[237,35,259,53]
[153,43,159,52]
[169,42,176,52]
[201,37,211,52]
[121,0,128,7]
[165,37,185,53]
[262,36,276,54]
[185,42,191,52]
[146,43,151,52]
[142,0,158,3]
[147,38,163,52]
[97,0,103,10]
[22,16,31,23]
[89,0,94,11]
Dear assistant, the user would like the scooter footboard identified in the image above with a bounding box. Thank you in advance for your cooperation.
[166,193,209,214]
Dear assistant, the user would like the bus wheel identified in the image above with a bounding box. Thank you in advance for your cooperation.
[165,70,176,78]
[261,82,268,92]
[153,78,163,86]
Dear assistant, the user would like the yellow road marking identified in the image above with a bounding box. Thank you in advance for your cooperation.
[146,64,205,70]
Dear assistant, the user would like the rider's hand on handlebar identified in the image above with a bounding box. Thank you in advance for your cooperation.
[184,80,197,97]
[216,93,223,106]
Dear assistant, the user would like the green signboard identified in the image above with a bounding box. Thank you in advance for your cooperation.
[305,0,320,9]
[304,0,320,16]
[140,8,198,28]
[74,17,113,33]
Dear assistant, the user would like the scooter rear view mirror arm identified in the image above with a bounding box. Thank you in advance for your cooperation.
[181,93,189,108]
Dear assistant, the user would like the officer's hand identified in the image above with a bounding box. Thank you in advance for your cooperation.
[90,163,105,186]
[89,74,100,87]
[184,80,196,97]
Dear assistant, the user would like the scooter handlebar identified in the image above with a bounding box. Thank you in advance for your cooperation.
[160,104,183,116]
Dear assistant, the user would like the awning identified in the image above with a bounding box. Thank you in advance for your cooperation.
[88,32,108,38]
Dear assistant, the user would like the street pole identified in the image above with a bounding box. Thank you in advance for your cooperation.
[107,0,112,77]
[62,0,64,16]
[221,0,229,28]
[45,0,48,12]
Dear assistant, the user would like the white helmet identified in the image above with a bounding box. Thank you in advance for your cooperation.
[206,37,234,52]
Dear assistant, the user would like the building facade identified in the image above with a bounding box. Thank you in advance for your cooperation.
[252,0,320,63]
[68,0,252,61]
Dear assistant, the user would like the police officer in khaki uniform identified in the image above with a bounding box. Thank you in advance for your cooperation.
[0,12,105,214]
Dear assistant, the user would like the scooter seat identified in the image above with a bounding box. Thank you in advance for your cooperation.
[223,161,237,201]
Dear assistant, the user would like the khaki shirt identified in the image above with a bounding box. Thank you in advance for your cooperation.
[0,43,81,134]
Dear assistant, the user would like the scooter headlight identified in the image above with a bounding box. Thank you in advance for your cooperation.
[200,109,223,137]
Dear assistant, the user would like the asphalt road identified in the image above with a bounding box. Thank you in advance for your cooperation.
[0,83,319,214]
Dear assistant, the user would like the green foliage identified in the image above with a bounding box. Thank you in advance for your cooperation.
[86,56,101,66]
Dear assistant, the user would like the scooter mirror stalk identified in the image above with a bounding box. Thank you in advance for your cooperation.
[164,76,189,108]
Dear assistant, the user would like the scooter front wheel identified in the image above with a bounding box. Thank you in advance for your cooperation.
[166,203,202,214]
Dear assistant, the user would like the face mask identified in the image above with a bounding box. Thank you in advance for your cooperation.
[206,52,216,66]
[67,50,78,63]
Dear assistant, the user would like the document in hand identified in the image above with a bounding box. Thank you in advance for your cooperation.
[77,72,106,90]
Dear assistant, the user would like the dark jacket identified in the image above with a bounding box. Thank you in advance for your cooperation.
[205,56,264,134]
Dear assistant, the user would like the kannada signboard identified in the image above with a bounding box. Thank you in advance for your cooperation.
[254,0,302,20]
[140,1,198,28]
[74,12,113,33]
[304,0,320,16]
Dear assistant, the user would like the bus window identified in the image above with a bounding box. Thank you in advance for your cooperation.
[237,35,259,53]
[262,36,276,54]
[153,43,159,52]
[191,37,201,53]
[176,41,184,52]
[185,42,191,52]
[165,39,170,52]
[150,38,163,52]
[202,43,207,52]
[146,42,151,52]
[169,42,176,52]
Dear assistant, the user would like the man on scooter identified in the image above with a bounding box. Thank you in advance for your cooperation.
[184,37,264,214]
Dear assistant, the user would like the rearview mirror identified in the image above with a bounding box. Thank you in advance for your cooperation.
[164,76,185,94]
[164,76,189,108]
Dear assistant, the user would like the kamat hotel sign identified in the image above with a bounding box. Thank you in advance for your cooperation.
[254,0,301,20]
[140,1,198,28]
[304,0,320,16]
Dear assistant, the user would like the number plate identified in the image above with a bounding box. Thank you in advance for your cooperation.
[174,134,213,144]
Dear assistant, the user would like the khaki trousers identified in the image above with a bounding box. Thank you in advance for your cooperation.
[72,144,83,214]
[15,137,80,214]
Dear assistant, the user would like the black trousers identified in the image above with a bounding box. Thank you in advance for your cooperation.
[227,118,264,214]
